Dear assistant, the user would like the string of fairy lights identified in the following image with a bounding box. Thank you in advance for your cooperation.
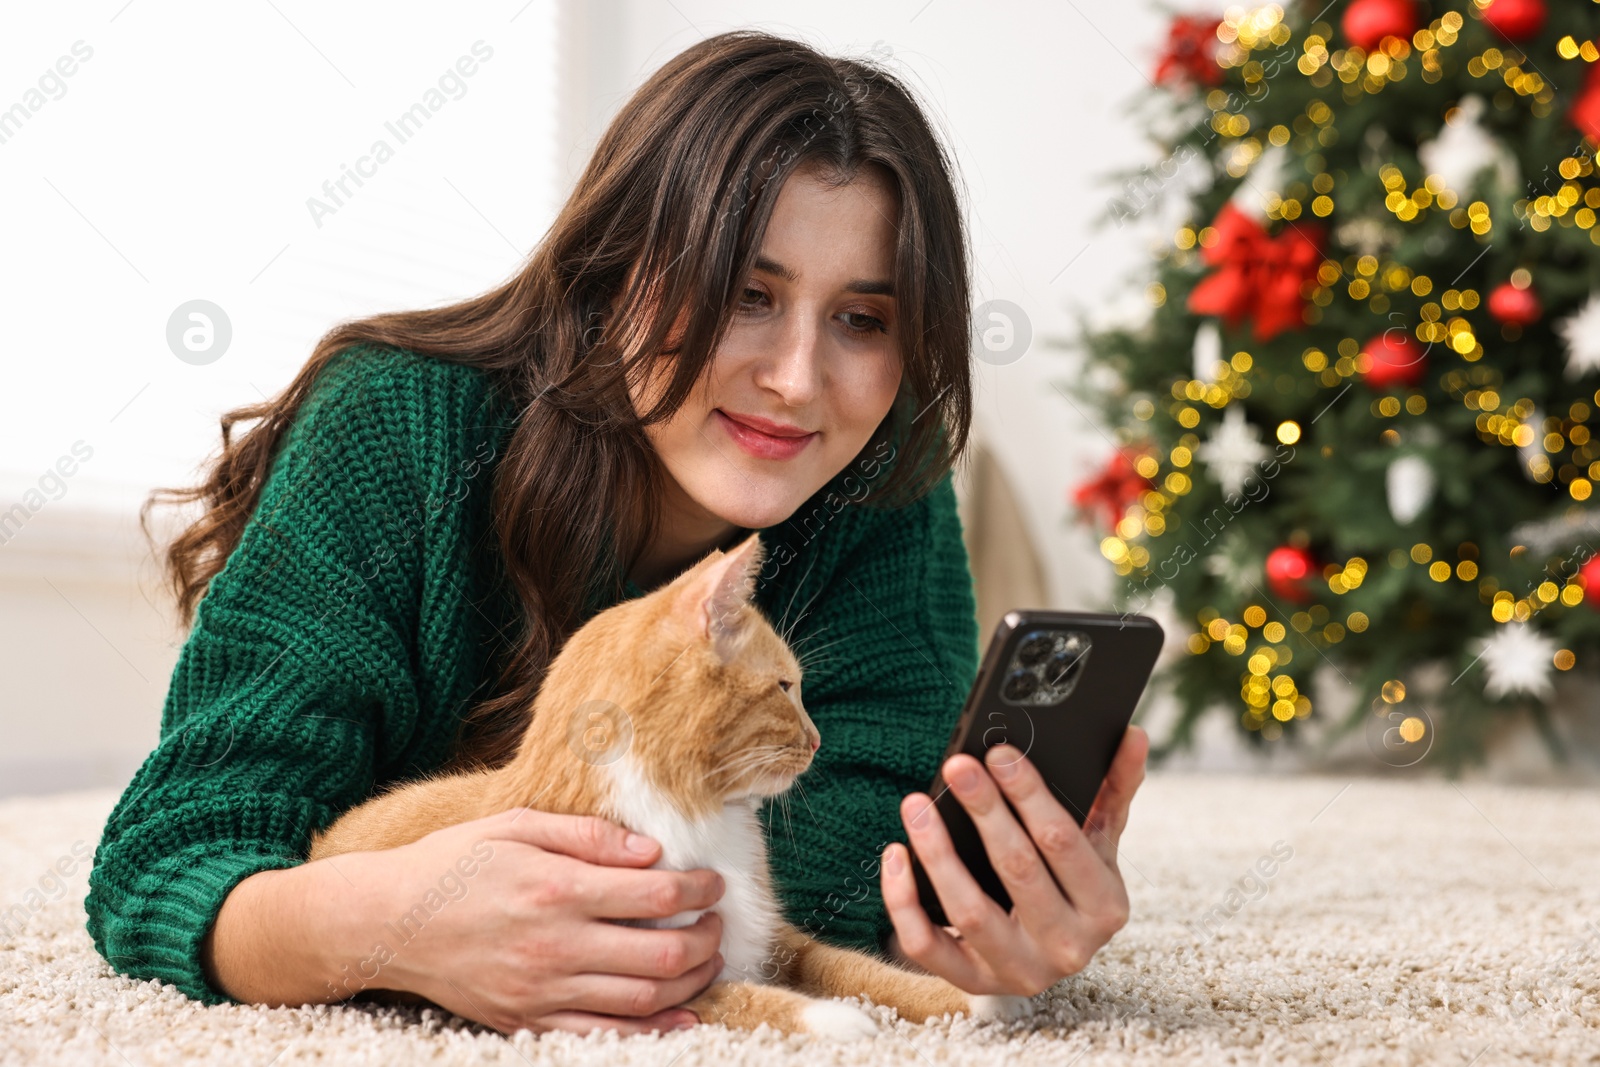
[1096,2,1600,740]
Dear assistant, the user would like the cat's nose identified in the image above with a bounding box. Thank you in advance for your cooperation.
[799,712,821,752]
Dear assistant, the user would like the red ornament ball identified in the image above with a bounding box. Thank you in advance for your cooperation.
[1481,0,1547,41]
[1487,281,1541,327]
[1360,332,1428,390]
[1266,545,1318,604]
[1343,0,1417,51]
[1580,555,1600,609]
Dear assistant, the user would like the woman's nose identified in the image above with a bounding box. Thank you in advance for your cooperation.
[757,317,824,405]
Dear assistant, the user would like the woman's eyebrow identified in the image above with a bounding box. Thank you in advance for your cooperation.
[754,254,895,298]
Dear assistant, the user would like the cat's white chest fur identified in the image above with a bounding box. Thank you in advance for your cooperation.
[603,754,784,985]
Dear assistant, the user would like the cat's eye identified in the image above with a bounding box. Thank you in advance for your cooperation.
[778,679,793,693]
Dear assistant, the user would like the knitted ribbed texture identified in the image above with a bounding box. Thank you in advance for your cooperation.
[84,343,980,1005]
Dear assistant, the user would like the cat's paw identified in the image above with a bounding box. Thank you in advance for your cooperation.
[966,993,1036,1022]
[799,998,880,1039]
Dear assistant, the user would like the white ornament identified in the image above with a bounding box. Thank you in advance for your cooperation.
[1557,293,1600,379]
[1192,321,1223,383]
[1471,623,1558,701]
[1203,529,1261,598]
[1385,454,1435,525]
[1197,405,1270,496]
[1509,510,1600,557]
[1418,95,1519,197]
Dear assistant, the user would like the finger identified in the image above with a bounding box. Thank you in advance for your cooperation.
[1080,725,1150,858]
[983,744,1123,924]
[879,842,976,980]
[529,1007,699,1036]
[898,792,1026,973]
[558,950,724,1018]
[553,861,725,921]
[579,911,724,978]
[480,807,664,867]
[940,752,1075,947]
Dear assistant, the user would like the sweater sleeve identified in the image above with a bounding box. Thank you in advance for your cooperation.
[761,466,982,956]
[84,345,482,1005]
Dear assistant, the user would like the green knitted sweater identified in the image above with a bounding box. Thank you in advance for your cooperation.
[84,342,981,1006]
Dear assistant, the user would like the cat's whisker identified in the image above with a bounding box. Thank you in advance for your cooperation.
[769,787,796,851]
[788,622,836,661]
[708,754,772,787]
[708,743,790,777]
[790,777,821,829]
[780,791,798,851]
[779,572,826,646]
[709,742,789,768]
[776,554,820,643]
[794,649,840,679]
[793,634,846,673]
[707,745,790,787]
[783,578,827,645]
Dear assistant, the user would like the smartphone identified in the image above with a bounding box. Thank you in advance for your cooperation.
[909,610,1164,927]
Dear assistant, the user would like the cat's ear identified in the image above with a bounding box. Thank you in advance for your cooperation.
[683,532,766,663]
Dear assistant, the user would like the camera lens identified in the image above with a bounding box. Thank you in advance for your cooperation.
[1017,633,1054,667]
[1001,668,1038,701]
[1044,649,1083,687]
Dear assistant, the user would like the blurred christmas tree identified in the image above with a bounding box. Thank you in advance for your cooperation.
[1062,0,1600,772]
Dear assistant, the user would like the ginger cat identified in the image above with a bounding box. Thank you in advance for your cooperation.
[308,531,1034,1037]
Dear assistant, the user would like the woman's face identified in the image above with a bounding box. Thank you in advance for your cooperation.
[629,162,904,533]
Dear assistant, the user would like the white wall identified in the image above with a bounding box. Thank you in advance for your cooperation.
[0,0,564,796]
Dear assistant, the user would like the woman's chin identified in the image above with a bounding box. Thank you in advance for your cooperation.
[707,481,824,530]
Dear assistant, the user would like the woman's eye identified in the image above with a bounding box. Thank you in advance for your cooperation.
[841,311,889,337]
[736,289,888,338]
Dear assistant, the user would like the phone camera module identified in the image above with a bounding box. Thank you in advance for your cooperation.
[1001,628,1092,706]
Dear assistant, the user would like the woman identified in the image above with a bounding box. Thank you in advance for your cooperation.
[85,28,1147,1037]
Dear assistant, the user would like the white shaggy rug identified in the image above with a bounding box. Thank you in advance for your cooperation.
[2,773,1597,1066]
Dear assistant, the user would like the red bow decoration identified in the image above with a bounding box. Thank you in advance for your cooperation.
[1072,446,1157,533]
[1154,15,1224,87]
[1187,202,1326,342]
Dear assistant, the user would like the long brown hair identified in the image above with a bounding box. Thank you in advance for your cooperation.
[143,29,975,773]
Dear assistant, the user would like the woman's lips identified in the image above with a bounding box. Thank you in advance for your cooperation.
[715,409,817,460]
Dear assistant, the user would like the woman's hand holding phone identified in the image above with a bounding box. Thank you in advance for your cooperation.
[878,723,1149,997]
